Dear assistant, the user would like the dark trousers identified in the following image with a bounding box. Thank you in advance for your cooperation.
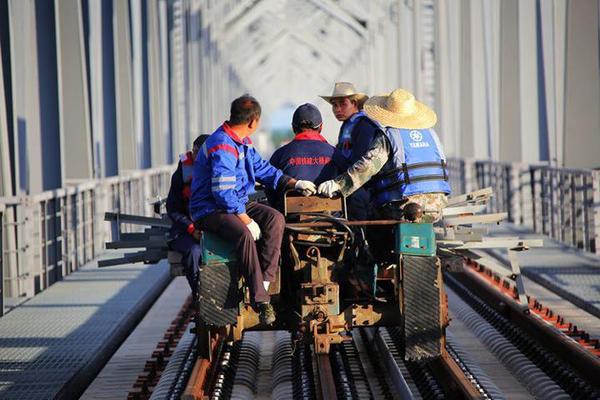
[169,234,202,297]
[195,202,285,304]
[346,188,371,221]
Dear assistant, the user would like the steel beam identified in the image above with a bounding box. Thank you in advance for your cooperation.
[147,0,166,167]
[563,0,600,169]
[113,0,138,171]
[55,0,93,181]
[0,26,12,197]
[130,0,151,168]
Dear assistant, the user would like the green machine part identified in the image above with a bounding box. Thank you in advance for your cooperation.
[395,223,437,257]
[201,231,238,265]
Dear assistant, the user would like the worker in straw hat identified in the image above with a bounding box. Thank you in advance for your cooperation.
[320,82,380,220]
[317,88,451,223]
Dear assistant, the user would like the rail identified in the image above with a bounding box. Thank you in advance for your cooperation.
[447,158,600,254]
[0,165,174,315]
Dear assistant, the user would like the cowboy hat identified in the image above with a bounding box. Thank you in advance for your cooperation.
[319,82,368,104]
[363,88,437,129]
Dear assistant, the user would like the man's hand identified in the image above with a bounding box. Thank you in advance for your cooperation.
[317,180,341,198]
[246,219,262,241]
[294,180,317,196]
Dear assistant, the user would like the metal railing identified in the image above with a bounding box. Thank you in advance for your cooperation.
[0,165,173,315]
[447,158,600,254]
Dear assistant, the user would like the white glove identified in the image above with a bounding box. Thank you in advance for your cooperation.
[317,180,341,198]
[246,219,262,241]
[294,180,317,196]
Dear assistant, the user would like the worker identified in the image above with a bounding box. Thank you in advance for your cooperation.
[320,82,379,220]
[190,95,316,325]
[317,88,451,223]
[267,103,346,211]
[166,135,209,299]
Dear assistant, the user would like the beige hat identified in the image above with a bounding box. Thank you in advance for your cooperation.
[319,82,368,104]
[364,88,437,129]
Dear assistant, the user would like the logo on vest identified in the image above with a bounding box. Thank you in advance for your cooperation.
[409,130,423,142]
[408,130,429,148]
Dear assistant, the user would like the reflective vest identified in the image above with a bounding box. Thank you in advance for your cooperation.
[180,151,194,201]
[370,128,451,206]
[337,111,369,160]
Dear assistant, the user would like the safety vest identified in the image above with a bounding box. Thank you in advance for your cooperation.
[180,151,194,200]
[370,128,451,206]
[337,111,367,159]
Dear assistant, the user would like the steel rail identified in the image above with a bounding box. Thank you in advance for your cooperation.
[182,332,223,400]
[459,266,600,386]
[352,329,390,399]
[371,328,415,399]
[315,353,338,400]
[433,350,485,399]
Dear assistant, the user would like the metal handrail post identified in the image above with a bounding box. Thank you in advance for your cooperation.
[592,170,600,254]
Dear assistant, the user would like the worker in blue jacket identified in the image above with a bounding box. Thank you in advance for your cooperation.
[268,103,346,211]
[190,95,316,325]
[167,134,209,299]
[320,82,380,220]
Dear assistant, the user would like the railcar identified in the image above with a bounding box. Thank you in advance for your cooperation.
[103,186,538,364]
[189,192,447,361]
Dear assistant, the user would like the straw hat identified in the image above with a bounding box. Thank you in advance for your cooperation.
[364,88,437,129]
[320,82,368,104]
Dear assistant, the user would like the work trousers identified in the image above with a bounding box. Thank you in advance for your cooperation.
[169,234,202,298]
[346,188,371,221]
[195,202,285,304]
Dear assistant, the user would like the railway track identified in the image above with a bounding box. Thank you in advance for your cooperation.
[141,267,599,400]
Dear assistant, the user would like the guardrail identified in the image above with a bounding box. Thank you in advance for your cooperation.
[0,203,4,315]
[447,158,600,254]
[0,165,173,315]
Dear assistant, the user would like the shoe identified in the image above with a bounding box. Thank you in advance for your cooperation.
[258,303,276,325]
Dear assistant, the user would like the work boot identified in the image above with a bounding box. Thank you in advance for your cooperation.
[258,303,276,325]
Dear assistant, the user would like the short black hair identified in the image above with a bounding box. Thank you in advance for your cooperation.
[228,95,261,125]
[293,121,320,134]
[193,134,210,149]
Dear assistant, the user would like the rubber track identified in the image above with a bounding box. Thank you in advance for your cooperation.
[403,255,442,360]
[198,262,239,326]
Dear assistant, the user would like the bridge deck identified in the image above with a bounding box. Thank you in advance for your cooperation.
[485,223,600,339]
[0,251,170,400]
[81,277,189,400]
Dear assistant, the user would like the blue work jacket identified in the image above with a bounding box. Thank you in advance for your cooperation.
[190,123,285,220]
[270,130,346,185]
[268,130,346,209]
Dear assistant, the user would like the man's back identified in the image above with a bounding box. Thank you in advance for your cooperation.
[268,131,345,209]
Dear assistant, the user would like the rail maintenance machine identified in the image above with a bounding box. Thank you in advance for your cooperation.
[102,187,541,364]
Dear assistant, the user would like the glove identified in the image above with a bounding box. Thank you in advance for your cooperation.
[246,219,262,241]
[294,180,317,196]
[317,180,341,198]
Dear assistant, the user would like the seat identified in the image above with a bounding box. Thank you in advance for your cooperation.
[167,251,185,277]
[197,232,240,326]
[283,191,347,219]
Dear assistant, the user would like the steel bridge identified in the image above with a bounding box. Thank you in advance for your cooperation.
[1,0,599,314]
